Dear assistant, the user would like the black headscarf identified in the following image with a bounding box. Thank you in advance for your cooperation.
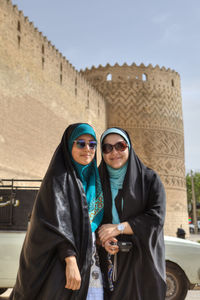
[10,123,100,300]
[98,127,166,300]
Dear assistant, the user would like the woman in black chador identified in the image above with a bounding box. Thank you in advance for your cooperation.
[98,127,166,300]
[10,123,104,300]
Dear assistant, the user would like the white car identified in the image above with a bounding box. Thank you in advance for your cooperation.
[165,235,200,299]
[0,233,200,299]
[0,231,26,295]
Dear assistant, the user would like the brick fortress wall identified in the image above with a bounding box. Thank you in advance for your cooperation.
[81,64,189,236]
[0,0,106,179]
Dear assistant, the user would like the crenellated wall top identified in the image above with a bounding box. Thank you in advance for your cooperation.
[2,1,180,94]
[3,0,77,73]
[81,62,181,88]
[82,62,179,75]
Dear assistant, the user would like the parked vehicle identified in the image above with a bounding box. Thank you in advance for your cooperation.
[0,180,200,299]
[1,234,200,299]
[0,231,26,294]
[165,235,200,300]
[189,222,200,233]
[0,179,41,295]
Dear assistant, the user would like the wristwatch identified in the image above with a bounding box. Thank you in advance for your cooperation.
[117,223,125,234]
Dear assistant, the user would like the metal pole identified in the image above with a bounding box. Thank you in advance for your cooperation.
[191,170,198,234]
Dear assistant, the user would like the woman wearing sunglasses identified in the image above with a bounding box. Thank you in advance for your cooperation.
[98,127,166,300]
[11,123,104,300]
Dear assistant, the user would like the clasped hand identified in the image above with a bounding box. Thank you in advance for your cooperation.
[98,224,120,255]
[98,223,119,244]
[104,237,119,255]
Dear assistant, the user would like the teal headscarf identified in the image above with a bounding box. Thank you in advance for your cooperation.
[107,163,128,223]
[68,124,104,232]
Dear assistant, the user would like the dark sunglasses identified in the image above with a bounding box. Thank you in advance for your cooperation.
[73,139,97,150]
[102,141,128,154]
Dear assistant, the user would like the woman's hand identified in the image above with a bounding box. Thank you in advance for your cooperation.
[65,256,81,290]
[104,237,119,255]
[98,224,119,244]
[98,222,133,244]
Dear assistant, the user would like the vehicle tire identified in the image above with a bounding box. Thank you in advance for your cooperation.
[0,288,7,295]
[165,261,189,300]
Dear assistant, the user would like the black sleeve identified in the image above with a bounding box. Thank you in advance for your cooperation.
[57,240,77,261]
[128,174,166,245]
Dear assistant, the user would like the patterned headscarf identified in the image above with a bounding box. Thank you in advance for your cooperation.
[68,124,104,232]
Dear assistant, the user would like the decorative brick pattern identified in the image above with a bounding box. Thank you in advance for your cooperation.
[82,64,189,236]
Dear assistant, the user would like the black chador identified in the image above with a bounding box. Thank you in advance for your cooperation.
[10,124,94,300]
[98,130,166,300]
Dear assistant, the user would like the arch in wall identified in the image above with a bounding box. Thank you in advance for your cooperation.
[106,73,112,81]
[142,73,148,81]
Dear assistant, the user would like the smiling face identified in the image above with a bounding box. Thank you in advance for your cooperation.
[72,134,96,165]
[102,134,129,169]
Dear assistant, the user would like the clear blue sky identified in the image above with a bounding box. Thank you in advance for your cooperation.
[12,0,200,172]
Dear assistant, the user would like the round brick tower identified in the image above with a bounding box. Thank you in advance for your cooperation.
[81,63,188,236]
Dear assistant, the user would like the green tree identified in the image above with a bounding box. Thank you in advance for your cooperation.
[186,171,200,219]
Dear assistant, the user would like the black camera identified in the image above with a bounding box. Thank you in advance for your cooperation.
[110,241,132,252]
[117,241,132,252]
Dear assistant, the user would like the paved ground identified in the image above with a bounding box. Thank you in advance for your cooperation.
[183,234,200,299]
[1,288,200,299]
[187,233,200,242]
[1,234,200,299]
[0,289,11,299]
[186,289,200,300]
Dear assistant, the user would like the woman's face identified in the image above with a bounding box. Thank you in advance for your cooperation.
[102,134,129,169]
[72,134,96,165]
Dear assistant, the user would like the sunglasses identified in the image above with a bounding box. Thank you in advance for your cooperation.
[102,141,128,154]
[73,139,97,150]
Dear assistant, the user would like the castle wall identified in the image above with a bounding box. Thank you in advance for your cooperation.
[0,0,106,179]
[81,64,189,236]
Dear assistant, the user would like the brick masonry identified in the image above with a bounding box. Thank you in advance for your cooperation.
[0,0,106,178]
